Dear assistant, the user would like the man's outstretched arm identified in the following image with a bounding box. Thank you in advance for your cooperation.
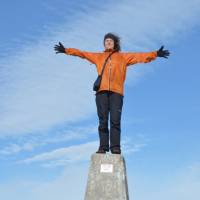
[54,42,99,64]
[122,45,170,66]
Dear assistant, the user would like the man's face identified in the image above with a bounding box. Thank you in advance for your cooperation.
[104,38,114,50]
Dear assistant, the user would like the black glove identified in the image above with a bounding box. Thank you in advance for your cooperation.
[54,42,65,54]
[157,45,170,58]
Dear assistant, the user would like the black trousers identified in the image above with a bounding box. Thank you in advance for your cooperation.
[95,90,124,151]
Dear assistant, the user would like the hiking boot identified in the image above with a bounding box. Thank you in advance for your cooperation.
[96,147,109,154]
[96,148,106,154]
[111,148,121,154]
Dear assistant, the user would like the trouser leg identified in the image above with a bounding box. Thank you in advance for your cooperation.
[95,91,109,150]
[109,92,124,151]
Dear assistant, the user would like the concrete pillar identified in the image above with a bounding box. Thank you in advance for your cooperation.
[84,153,129,200]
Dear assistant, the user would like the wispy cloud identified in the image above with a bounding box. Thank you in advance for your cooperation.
[0,0,200,138]
[0,124,97,155]
[0,143,35,155]
[16,135,146,167]
[17,140,98,166]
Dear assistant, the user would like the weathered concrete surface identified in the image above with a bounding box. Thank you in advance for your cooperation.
[84,153,129,200]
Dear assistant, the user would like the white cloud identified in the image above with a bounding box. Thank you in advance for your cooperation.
[16,136,146,168]
[0,124,97,155]
[0,143,34,155]
[18,140,99,166]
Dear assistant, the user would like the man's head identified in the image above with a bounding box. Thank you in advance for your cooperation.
[103,33,121,52]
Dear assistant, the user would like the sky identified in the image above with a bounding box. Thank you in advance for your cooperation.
[0,0,200,199]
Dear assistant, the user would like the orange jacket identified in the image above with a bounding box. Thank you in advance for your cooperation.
[65,48,157,96]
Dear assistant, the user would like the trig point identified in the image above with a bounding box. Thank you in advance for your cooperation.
[84,153,129,200]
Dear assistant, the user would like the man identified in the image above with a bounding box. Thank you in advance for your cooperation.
[54,33,170,154]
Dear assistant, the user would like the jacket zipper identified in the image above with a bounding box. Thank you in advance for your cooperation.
[108,57,112,91]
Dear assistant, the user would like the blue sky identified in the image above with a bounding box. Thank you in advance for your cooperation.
[0,0,200,199]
